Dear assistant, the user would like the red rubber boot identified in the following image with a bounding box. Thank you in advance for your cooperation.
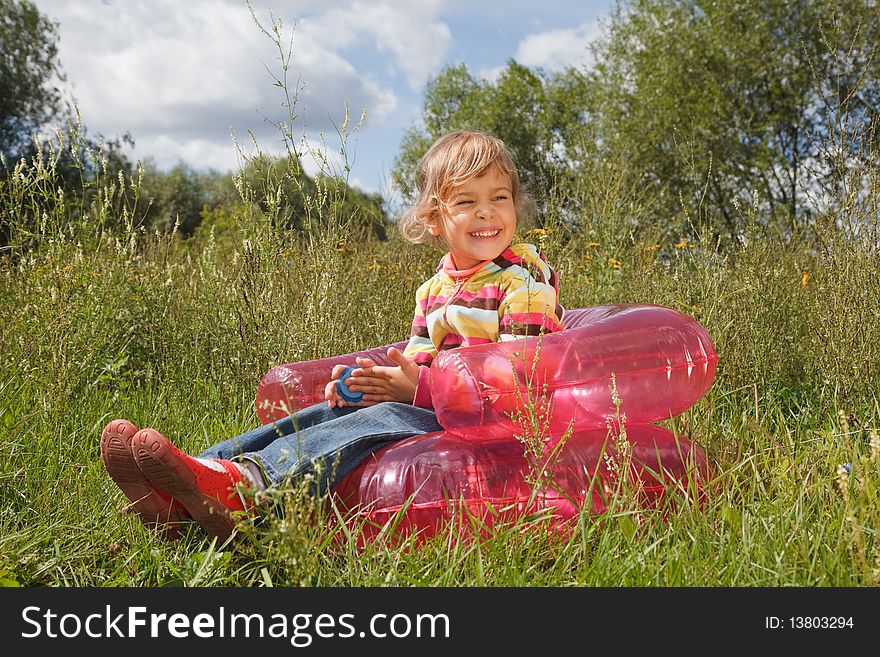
[132,428,252,540]
[100,419,190,539]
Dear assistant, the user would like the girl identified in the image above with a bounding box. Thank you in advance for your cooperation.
[101,130,565,540]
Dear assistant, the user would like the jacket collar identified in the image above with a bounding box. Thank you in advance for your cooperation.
[437,244,532,280]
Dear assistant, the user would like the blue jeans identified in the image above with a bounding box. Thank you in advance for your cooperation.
[198,402,442,494]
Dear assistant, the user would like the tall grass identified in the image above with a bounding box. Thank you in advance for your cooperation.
[1,14,879,588]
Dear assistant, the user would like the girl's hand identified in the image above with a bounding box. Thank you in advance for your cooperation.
[347,347,420,405]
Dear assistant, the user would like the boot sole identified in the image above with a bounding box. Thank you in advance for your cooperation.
[132,429,238,540]
[100,420,188,538]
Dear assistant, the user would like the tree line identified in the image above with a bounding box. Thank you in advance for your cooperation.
[3,0,879,248]
[0,0,386,248]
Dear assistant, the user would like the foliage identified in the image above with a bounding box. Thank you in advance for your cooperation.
[0,134,387,250]
[0,0,65,163]
[0,120,139,251]
[586,0,880,240]
[233,153,387,242]
[137,160,221,236]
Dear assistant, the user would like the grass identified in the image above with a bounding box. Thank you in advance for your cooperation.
[2,136,878,588]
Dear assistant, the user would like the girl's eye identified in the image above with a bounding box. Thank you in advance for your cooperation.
[494,195,508,201]
[456,200,473,206]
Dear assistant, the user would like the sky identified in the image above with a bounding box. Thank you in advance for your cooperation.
[32,0,613,199]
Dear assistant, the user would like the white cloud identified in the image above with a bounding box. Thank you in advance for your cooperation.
[297,0,451,90]
[515,20,602,72]
[477,65,505,83]
[136,134,240,172]
[348,0,451,89]
[31,0,403,172]
[346,176,372,194]
[299,135,347,179]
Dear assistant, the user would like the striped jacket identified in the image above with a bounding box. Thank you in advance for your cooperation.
[404,243,564,407]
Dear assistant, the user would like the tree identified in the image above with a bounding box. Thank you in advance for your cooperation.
[0,0,64,163]
[586,0,880,239]
[134,154,388,241]
[234,154,388,241]
[139,160,215,236]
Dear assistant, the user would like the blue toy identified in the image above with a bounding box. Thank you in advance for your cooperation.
[335,365,363,403]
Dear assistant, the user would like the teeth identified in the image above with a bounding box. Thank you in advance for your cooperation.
[471,230,499,238]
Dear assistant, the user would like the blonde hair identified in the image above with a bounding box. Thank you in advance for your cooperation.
[398,131,534,245]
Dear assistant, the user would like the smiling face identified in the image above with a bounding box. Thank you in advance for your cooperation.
[428,166,517,270]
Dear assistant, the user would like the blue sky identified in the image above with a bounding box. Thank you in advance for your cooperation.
[33,0,613,200]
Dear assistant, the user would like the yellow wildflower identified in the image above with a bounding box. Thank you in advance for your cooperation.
[800,271,810,288]
[608,257,623,269]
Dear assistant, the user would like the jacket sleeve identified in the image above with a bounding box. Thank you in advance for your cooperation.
[411,365,434,409]
[497,257,564,340]
[402,282,437,408]
[402,282,437,366]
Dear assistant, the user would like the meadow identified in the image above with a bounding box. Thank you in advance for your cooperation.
[1,116,879,588]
